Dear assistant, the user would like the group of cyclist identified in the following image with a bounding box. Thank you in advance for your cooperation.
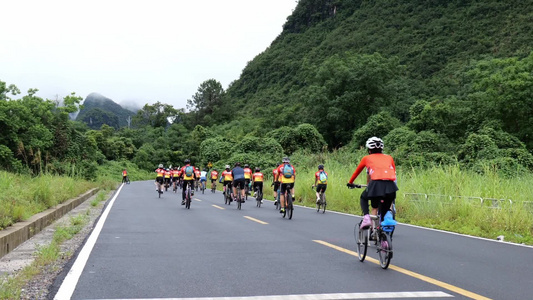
[150,136,398,226]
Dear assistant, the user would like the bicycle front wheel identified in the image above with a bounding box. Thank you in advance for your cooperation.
[186,189,191,209]
[378,232,393,269]
[354,222,368,262]
[287,196,293,220]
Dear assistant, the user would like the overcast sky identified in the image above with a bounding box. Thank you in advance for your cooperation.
[0,0,298,110]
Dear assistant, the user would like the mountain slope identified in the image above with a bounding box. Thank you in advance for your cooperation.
[76,93,136,129]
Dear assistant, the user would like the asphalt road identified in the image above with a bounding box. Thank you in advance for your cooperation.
[52,180,533,300]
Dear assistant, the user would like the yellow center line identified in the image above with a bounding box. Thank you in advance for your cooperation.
[244,216,268,225]
[212,205,225,210]
[194,198,202,202]
[313,240,491,300]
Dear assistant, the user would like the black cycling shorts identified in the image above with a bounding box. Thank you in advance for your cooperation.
[155,177,164,184]
[273,182,280,191]
[316,184,327,193]
[280,182,294,194]
[233,179,245,189]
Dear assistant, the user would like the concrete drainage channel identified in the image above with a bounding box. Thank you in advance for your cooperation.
[0,188,100,260]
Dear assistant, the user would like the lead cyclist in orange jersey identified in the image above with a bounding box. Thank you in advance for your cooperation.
[347,137,398,228]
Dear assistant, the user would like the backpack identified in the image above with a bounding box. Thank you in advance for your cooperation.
[318,171,328,183]
[282,164,294,178]
[185,166,194,177]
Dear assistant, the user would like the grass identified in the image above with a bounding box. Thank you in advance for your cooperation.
[0,210,90,299]
[279,150,533,245]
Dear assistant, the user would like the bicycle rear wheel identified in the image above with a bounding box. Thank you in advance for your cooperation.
[378,232,393,269]
[321,194,326,214]
[287,195,293,220]
[186,189,191,209]
[354,221,368,262]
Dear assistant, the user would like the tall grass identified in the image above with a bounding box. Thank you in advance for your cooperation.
[286,150,533,244]
[0,159,152,230]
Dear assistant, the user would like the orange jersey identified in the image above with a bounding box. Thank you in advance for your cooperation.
[210,170,219,180]
[194,170,201,178]
[222,170,233,181]
[180,165,196,180]
[122,171,127,176]
[349,153,396,183]
[171,170,180,177]
[272,169,280,182]
[155,168,165,177]
[253,172,264,182]
[315,170,328,184]
[277,164,296,184]
[244,168,252,179]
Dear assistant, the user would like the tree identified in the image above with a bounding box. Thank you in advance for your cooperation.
[186,79,225,126]
[132,101,179,128]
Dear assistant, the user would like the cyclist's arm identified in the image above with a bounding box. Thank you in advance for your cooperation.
[348,158,367,184]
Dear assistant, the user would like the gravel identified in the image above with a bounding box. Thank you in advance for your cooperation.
[0,190,114,300]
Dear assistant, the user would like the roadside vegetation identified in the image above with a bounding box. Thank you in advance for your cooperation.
[0,210,91,299]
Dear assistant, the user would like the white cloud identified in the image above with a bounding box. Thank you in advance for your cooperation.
[0,0,297,109]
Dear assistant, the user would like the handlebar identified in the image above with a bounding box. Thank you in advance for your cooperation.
[347,183,367,189]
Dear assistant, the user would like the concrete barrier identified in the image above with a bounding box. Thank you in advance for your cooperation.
[0,188,99,258]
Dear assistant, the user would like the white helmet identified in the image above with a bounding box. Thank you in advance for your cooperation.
[366,137,384,149]
[158,164,163,168]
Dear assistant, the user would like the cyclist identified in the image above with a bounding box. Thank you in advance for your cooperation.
[200,168,208,191]
[210,168,219,191]
[220,165,233,201]
[194,167,201,190]
[252,167,264,203]
[171,166,180,190]
[164,168,172,188]
[272,163,281,205]
[243,164,252,195]
[275,157,296,214]
[180,159,197,205]
[312,164,328,203]
[122,169,128,183]
[347,137,398,228]
[154,164,165,193]
[232,162,246,202]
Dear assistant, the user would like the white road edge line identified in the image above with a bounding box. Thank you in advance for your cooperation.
[93,291,453,300]
[54,184,124,300]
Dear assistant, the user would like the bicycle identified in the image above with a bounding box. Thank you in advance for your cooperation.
[185,182,192,209]
[280,188,293,219]
[274,188,281,211]
[236,186,243,210]
[223,183,232,205]
[164,180,170,192]
[312,185,326,213]
[349,184,394,269]
[254,185,263,208]
[173,180,178,193]
[211,181,216,193]
[156,181,163,198]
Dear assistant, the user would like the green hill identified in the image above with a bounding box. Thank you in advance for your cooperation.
[213,0,532,148]
[76,93,136,129]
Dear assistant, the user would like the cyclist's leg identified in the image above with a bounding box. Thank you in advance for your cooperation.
[240,180,246,200]
[280,183,287,210]
[181,180,187,201]
[379,193,396,222]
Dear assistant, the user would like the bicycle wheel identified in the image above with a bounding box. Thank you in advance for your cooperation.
[158,185,162,198]
[287,194,293,220]
[378,232,393,269]
[186,189,191,209]
[354,221,368,262]
[237,192,242,210]
[322,193,326,214]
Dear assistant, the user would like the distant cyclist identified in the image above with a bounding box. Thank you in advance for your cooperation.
[276,157,296,214]
[154,164,165,193]
[122,169,128,183]
[220,165,233,200]
[272,163,280,205]
[252,167,264,203]
[171,166,180,190]
[210,168,219,191]
[200,168,208,191]
[243,164,252,194]
[180,159,197,205]
[347,137,398,228]
[232,162,246,202]
[312,164,328,203]
[194,167,201,190]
